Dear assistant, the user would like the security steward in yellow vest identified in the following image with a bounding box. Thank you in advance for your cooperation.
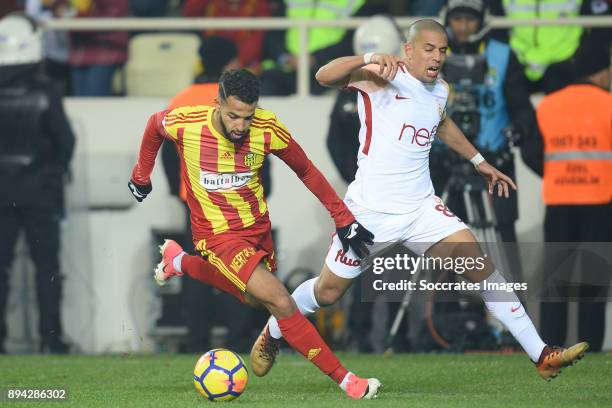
[490,0,611,94]
[259,0,372,95]
[535,46,611,352]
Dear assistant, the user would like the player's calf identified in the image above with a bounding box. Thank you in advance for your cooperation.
[313,264,354,307]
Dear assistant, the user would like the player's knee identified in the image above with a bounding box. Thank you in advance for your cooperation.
[243,294,261,308]
[315,286,342,307]
[270,292,297,318]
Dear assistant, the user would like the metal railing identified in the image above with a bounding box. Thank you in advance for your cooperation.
[43,16,612,97]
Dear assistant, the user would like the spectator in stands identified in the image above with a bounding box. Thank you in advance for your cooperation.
[0,14,75,353]
[490,0,611,94]
[260,0,373,95]
[167,37,241,110]
[1,1,23,17]
[25,0,71,95]
[129,0,169,17]
[410,0,445,16]
[182,0,272,73]
[524,44,611,352]
[53,0,129,96]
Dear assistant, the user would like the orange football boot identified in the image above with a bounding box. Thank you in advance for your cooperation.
[536,342,589,381]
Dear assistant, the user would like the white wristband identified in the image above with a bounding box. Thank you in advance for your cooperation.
[470,153,485,167]
[363,52,374,65]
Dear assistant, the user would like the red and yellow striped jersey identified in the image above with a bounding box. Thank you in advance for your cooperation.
[163,105,289,235]
[131,104,354,245]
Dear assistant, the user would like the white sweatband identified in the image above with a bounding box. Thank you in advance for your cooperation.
[470,153,485,167]
[363,52,374,65]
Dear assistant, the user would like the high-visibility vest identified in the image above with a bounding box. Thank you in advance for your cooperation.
[169,83,218,111]
[537,84,612,205]
[168,82,219,202]
[285,0,365,55]
[503,0,582,81]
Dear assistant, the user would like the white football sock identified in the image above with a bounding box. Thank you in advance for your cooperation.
[480,270,546,362]
[268,277,320,339]
[172,252,186,273]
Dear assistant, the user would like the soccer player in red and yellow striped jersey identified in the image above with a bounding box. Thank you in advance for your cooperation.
[128,69,380,399]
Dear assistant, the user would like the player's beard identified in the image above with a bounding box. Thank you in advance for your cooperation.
[220,118,248,144]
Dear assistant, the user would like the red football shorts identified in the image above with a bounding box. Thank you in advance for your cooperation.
[195,221,276,302]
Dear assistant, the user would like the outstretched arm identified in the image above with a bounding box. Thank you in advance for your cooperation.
[128,110,169,201]
[437,117,517,197]
[315,53,404,89]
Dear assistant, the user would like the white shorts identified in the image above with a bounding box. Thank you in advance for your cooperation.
[325,195,468,279]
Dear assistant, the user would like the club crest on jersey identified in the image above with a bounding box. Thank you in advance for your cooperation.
[200,171,253,191]
[244,152,263,167]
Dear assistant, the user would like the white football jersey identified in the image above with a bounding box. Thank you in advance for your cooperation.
[345,67,449,213]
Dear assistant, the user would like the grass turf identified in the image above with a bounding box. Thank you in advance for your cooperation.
[1,352,610,407]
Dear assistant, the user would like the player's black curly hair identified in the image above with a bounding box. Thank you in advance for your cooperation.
[218,69,260,105]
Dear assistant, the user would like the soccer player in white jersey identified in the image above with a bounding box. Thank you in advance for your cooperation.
[251,19,588,382]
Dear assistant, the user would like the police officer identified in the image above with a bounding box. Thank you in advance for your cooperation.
[534,44,611,352]
[0,14,75,353]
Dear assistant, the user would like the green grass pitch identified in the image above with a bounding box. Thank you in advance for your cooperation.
[1,352,610,407]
